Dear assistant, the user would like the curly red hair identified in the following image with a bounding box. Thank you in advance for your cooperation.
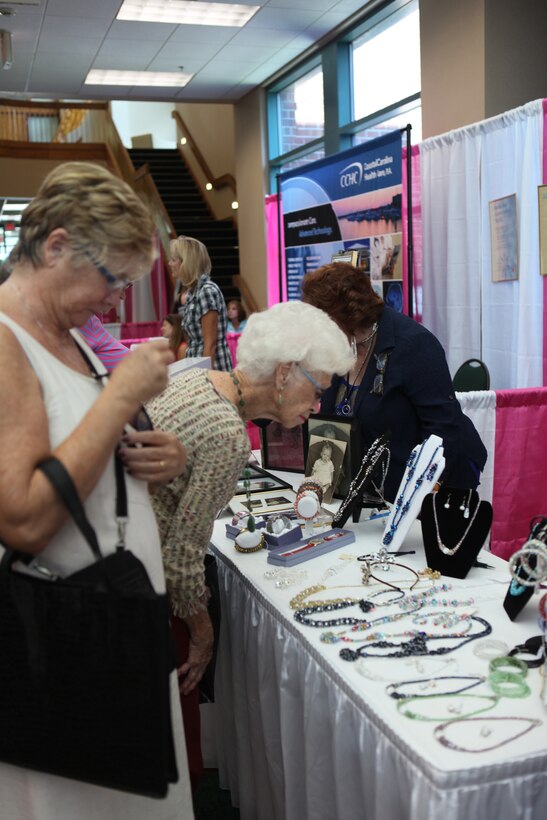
[301,263,384,333]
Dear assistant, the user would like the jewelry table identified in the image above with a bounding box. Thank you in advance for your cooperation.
[209,471,547,820]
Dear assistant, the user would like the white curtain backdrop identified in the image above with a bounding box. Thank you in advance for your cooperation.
[420,99,544,389]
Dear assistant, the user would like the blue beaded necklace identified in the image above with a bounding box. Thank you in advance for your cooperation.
[382,443,441,546]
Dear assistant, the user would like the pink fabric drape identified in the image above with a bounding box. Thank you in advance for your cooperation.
[402,144,422,321]
[120,322,161,340]
[226,331,241,366]
[491,387,547,559]
[543,99,547,385]
[265,193,285,306]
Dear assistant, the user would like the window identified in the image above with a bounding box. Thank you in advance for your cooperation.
[353,101,422,146]
[352,5,421,123]
[276,66,324,157]
[266,0,421,190]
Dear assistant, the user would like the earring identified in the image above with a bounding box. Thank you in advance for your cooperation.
[351,336,357,357]
[463,490,472,519]
[444,493,451,510]
[277,384,285,406]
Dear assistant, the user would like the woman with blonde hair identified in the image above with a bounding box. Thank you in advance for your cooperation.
[0,161,192,819]
[168,235,232,370]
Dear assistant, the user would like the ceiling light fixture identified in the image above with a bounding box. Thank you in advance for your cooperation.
[117,0,259,27]
[85,69,192,87]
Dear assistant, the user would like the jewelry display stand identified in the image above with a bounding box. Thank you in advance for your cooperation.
[332,433,391,529]
[381,434,445,553]
[420,487,493,579]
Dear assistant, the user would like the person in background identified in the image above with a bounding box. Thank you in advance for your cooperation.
[168,235,232,370]
[0,161,193,819]
[123,301,354,795]
[162,313,188,360]
[301,262,487,503]
[226,298,247,333]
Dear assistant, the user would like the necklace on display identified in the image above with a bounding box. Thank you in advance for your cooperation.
[355,655,458,683]
[434,716,543,753]
[339,615,492,661]
[386,675,486,700]
[382,443,442,546]
[432,491,482,556]
[336,324,378,416]
[333,433,391,527]
[395,692,499,722]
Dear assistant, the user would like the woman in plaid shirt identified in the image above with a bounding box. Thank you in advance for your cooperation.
[169,235,233,371]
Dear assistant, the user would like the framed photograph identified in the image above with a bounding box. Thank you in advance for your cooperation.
[260,422,305,473]
[303,415,361,500]
[229,488,297,517]
[489,193,519,282]
[331,249,361,266]
[538,184,547,276]
[234,465,292,495]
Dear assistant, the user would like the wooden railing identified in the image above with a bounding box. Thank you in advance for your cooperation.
[233,274,259,316]
[0,98,175,256]
[172,110,237,198]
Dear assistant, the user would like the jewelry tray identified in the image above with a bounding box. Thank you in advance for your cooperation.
[266,528,356,566]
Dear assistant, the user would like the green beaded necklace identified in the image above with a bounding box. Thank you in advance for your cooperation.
[230,370,246,419]
[395,692,499,722]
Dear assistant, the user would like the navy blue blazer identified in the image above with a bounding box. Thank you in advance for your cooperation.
[320,307,487,502]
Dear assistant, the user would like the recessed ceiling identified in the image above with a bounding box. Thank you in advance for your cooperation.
[0,0,375,102]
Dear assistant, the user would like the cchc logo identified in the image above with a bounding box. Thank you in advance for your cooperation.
[339,161,363,188]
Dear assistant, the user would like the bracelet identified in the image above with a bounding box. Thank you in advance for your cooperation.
[508,636,546,668]
[234,529,266,553]
[489,655,528,677]
[472,638,509,660]
[488,674,531,698]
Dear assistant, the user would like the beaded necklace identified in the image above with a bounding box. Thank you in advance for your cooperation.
[386,675,486,700]
[382,444,442,546]
[395,692,498,722]
[434,716,543,753]
[332,433,390,527]
[229,369,246,419]
[339,615,492,660]
[432,491,482,556]
[320,610,474,645]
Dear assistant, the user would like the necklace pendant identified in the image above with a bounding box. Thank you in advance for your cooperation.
[335,399,352,417]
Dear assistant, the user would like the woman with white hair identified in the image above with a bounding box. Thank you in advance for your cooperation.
[168,235,232,370]
[120,300,354,781]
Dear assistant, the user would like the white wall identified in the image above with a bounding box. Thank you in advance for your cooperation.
[110,101,176,148]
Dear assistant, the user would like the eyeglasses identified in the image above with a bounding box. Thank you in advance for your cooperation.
[83,250,133,291]
[298,365,326,399]
[370,352,389,396]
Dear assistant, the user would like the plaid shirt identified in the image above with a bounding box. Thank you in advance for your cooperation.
[181,274,233,371]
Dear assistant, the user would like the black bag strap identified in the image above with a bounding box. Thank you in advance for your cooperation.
[37,457,104,562]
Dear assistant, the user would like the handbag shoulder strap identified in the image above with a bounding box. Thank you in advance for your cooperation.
[37,457,103,562]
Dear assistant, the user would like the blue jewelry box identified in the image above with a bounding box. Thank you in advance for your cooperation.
[263,523,303,549]
[225,520,266,541]
[266,528,356,566]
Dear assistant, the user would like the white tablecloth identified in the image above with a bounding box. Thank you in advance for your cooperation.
[210,481,547,820]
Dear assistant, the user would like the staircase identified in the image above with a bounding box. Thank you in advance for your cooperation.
[129,148,240,303]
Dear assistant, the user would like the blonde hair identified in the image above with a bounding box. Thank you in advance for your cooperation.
[13,162,155,278]
[170,235,211,288]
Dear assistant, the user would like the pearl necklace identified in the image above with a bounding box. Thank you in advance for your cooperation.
[432,491,481,556]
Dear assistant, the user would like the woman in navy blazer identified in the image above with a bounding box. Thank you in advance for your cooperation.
[301,263,487,502]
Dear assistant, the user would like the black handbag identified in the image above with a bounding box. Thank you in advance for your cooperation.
[0,455,178,798]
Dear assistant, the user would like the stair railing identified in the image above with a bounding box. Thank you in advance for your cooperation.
[0,97,174,259]
[171,110,237,199]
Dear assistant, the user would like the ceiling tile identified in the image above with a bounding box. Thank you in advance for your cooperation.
[264,0,336,8]
[40,15,111,39]
[167,25,238,45]
[214,44,280,63]
[95,39,161,63]
[35,35,102,56]
[46,0,122,18]
[228,27,298,47]
[109,20,178,41]
[246,8,318,29]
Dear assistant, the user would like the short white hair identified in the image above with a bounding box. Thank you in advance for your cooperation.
[236,301,354,380]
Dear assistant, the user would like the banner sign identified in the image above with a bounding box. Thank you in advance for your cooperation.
[280,130,403,309]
